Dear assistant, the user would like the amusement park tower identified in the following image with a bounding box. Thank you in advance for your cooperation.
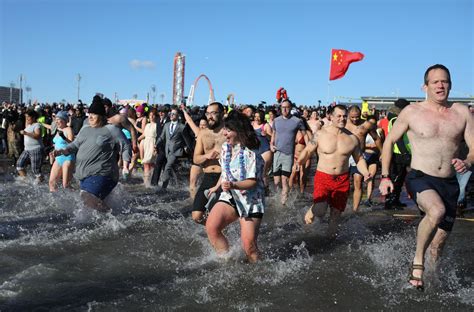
[172,52,185,105]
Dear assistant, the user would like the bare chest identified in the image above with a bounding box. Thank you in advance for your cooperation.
[203,132,225,152]
[409,112,464,140]
[318,134,355,156]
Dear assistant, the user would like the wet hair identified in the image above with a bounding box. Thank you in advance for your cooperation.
[223,110,260,150]
[255,110,266,124]
[424,64,451,85]
[348,105,361,114]
[25,109,39,120]
[329,104,347,115]
[148,108,158,118]
[208,101,224,113]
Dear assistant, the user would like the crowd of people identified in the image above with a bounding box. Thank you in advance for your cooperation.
[1,64,473,289]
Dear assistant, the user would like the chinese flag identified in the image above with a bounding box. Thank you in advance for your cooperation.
[329,49,364,80]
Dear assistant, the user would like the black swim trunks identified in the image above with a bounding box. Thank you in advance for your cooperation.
[192,173,221,212]
[406,169,459,232]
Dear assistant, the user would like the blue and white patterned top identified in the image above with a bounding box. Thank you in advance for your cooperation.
[218,143,265,218]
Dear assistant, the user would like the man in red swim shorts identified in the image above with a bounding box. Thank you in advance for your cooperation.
[298,105,371,237]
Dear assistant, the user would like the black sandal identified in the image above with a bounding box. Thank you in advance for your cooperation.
[409,263,424,291]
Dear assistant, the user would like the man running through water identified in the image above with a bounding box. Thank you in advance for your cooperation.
[345,106,383,212]
[298,105,371,237]
[379,64,474,290]
[191,102,226,224]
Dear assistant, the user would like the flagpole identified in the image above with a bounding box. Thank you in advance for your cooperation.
[327,81,331,105]
[327,49,333,105]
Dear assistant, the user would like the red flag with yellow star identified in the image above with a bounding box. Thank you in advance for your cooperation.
[329,49,364,80]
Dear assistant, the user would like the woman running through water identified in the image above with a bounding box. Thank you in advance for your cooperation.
[252,110,272,190]
[206,110,265,263]
[138,108,159,187]
[55,95,131,212]
[48,111,75,192]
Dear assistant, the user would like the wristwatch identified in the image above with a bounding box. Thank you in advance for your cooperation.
[381,174,390,179]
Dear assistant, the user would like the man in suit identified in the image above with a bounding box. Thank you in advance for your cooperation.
[151,106,170,186]
[154,107,186,189]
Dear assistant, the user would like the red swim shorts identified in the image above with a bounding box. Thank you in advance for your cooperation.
[313,170,350,212]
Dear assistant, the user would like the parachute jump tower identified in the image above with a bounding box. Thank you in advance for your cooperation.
[172,52,186,105]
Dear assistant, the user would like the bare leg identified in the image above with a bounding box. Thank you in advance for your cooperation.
[192,211,207,225]
[240,217,262,263]
[411,190,446,288]
[304,202,328,224]
[328,208,342,239]
[205,202,238,256]
[49,162,62,192]
[428,228,449,263]
[352,174,363,212]
[62,161,74,189]
[273,175,281,190]
[261,151,272,188]
[80,191,110,213]
[366,163,377,201]
[189,165,202,199]
[281,176,289,205]
[289,165,297,190]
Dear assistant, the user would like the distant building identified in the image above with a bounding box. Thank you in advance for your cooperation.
[360,96,474,110]
[0,86,22,103]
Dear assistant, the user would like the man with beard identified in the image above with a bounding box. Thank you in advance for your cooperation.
[191,102,226,224]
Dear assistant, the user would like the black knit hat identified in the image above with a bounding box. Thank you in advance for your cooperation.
[88,95,106,115]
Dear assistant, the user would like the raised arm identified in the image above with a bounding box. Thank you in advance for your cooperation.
[181,104,200,136]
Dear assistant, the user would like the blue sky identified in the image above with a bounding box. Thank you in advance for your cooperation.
[1,0,472,106]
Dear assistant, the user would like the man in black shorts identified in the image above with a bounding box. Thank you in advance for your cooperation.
[380,64,474,290]
[191,102,226,224]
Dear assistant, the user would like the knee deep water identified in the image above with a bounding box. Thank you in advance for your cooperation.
[0,168,473,311]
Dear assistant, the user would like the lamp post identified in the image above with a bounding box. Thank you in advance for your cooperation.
[19,74,23,104]
[151,84,156,105]
[160,93,165,105]
[77,73,81,102]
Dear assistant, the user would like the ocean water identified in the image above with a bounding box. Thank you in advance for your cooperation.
[0,167,473,311]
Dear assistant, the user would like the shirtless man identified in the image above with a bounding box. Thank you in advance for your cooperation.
[307,110,323,135]
[379,64,474,291]
[345,106,383,212]
[192,102,226,224]
[298,105,371,237]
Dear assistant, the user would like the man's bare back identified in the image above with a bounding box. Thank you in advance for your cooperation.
[392,101,468,178]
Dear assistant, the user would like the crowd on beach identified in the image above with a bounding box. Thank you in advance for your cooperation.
[0,64,473,290]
